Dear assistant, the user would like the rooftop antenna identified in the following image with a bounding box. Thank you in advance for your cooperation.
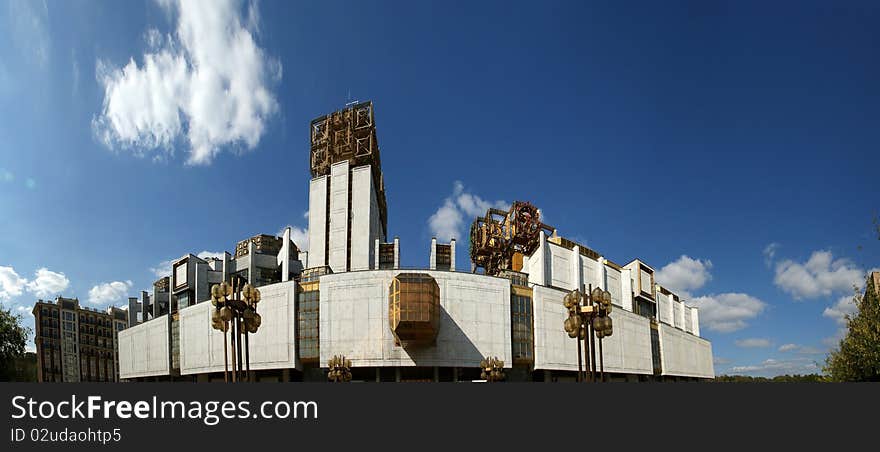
[344,89,358,108]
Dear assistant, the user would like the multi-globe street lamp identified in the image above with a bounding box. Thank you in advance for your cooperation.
[563,284,614,382]
[327,355,352,382]
[210,276,262,383]
[480,356,505,382]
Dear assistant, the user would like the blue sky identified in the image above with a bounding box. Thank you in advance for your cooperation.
[1,0,878,376]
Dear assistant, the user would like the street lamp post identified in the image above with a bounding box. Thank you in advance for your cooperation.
[563,284,614,382]
[210,276,262,383]
[480,356,505,382]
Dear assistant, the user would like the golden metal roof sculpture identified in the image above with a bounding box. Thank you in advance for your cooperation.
[469,201,553,275]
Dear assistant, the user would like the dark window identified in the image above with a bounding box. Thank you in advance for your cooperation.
[297,289,320,360]
[511,294,534,362]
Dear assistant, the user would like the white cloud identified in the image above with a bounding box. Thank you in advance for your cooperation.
[93,0,281,165]
[655,255,712,296]
[730,358,820,376]
[1,266,71,301]
[277,226,309,252]
[25,268,70,298]
[822,294,858,325]
[687,292,767,333]
[778,343,798,352]
[763,242,780,267]
[196,251,225,261]
[0,266,28,301]
[774,250,866,300]
[151,250,227,278]
[428,181,509,242]
[735,338,771,348]
[88,280,133,305]
[777,344,824,355]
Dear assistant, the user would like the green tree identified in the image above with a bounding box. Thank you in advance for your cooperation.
[0,306,32,381]
[824,277,880,381]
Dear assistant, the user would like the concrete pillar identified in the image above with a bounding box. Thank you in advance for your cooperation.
[393,237,400,270]
[598,257,607,291]
[374,238,380,270]
[280,227,291,282]
[533,230,547,286]
[429,237,437,270]
[450,239,456,271]
[572,246,582,291]
[247,240,256,284]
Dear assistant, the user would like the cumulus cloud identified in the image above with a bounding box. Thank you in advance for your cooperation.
[26,268,70,298]
[88,280,133,305]
[428,181,509,242]
[735,338,771,348]
[822,294,858,325]
[774,250,866,300]
[1,266,70,301]
[688,292,767,333]
[0,266,28,301]
[277,225,309,252]
[655,255,712,297]
[93,0,281,165]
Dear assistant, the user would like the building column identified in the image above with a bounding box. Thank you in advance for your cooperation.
[374,238,380,270]
[429,237,437,270]
[572,246,582,291]
[450,239,456,272]
[393,237,400,270]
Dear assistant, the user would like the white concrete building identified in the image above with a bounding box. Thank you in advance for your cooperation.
[118,101,713,382]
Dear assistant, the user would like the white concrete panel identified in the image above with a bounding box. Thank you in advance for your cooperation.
[581,256,600,290]
[673,299,684,330]
[308,176,328,267]
[328,161,349,272]
[319,270,511,368]
[605,265,622,308]
[118,316,169,379]
[620,268,633,312]
[532,285,653,375]
[178,281,298,375]
[350,165,373,271]
[690,307,701,337]
[548,242,572,289]
[659,323,714,378]
[684,306,694,334]
[658,292,673,325]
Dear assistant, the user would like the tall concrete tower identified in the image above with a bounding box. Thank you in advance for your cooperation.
[307,101,388,272]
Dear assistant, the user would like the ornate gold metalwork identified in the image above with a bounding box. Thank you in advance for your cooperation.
[210,277,262,383]
[327,355,352,382]
[469,201,554,275]
[480,356,505,382]
[389,273,440,347]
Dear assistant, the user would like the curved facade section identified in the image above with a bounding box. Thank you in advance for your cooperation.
[178,280,298,375]
[320,270,512,368]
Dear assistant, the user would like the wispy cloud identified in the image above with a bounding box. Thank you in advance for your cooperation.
[93,0,282,165]
[735,338,772,348]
